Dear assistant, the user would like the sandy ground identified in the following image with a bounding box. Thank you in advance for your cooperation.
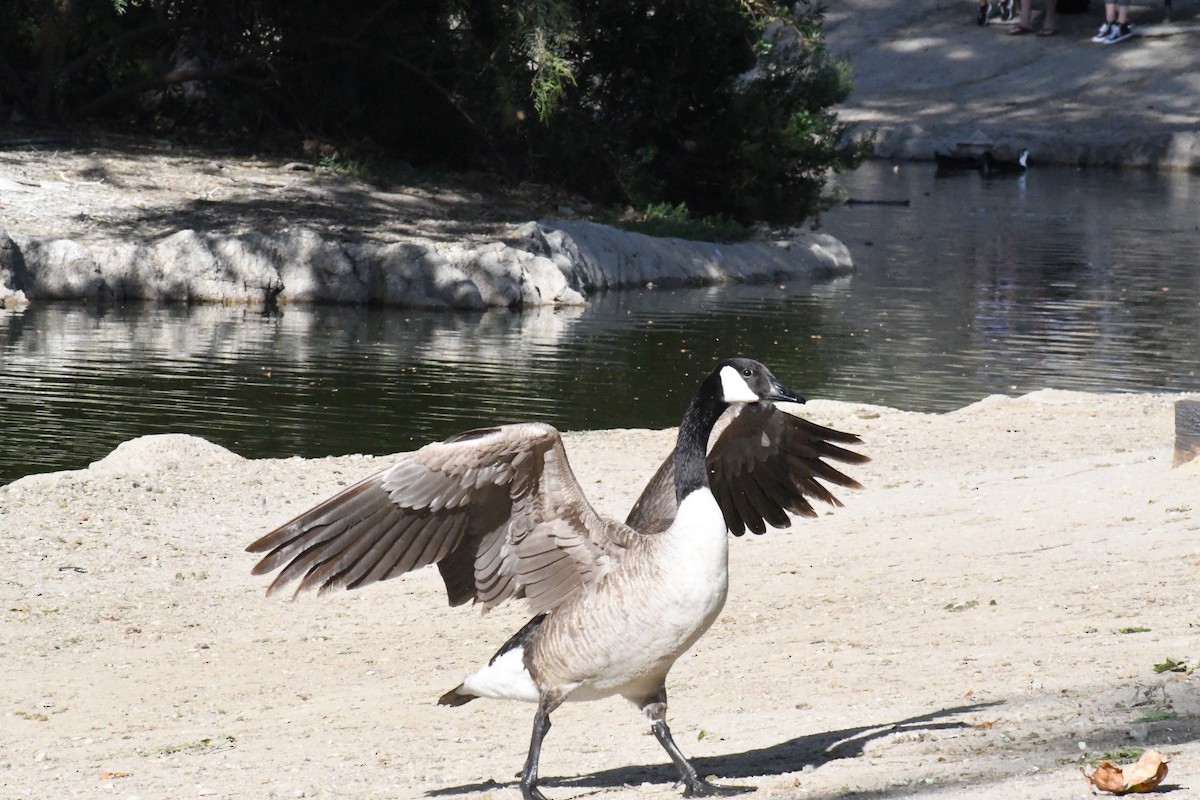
[2,390,1197,800]
[0,138,552,245]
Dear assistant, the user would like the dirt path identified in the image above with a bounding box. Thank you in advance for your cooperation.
[825,0,1200,166]
[0,135,551,245]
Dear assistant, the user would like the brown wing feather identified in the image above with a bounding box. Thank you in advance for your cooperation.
[247,423,629,614]
[624,403,867,535]
[708,404,867,535]
[623,455,675,532]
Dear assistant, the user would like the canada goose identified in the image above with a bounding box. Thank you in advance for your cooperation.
[247,358,866,799]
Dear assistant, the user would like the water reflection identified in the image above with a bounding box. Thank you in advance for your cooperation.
[1,163,1197,483]
[818,163,1200,405]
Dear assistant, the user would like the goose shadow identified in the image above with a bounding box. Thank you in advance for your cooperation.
[427,701,1001,796]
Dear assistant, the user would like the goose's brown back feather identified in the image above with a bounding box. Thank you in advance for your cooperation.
[248,423,631,613]
[625,403,868,535]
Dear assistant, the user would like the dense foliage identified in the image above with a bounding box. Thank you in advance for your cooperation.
[0,0,869,224]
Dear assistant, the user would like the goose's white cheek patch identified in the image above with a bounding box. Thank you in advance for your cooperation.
[719,366,759,403]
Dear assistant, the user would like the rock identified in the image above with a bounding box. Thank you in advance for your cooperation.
[89,434,243,477]
[123,230,283,304]
[0,227,31,308]
[526,219,851,293]
[0,287,28,308]
[0,226,28,285]
[271,229,363,304]
[0,219,852,309]
[9,234,105,299]
[1164,132,1200,170]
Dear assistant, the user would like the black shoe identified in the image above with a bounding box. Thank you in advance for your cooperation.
[1105,23,1137,43]
[976,3,989,24]
[998,0,1013,20]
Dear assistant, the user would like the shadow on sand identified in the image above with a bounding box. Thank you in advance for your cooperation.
[426,702,999,797]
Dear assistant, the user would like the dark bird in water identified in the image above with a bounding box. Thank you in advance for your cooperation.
[935,148,1029,176]
[247,357,868,800]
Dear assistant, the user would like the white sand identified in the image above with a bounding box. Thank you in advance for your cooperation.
[2,391,1197,799]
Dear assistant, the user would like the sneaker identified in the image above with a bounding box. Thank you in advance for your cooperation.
[1104,23,1137,44]
[1091,22,1114,42]
[998,0,1014,21]
[977,3,989,25]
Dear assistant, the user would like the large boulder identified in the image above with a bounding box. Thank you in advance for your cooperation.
[0,220,853,309]
[527,220,851,293]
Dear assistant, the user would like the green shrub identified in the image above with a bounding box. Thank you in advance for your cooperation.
[610,203,749,242]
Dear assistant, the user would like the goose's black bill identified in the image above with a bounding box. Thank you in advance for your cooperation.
[763,377,803,404]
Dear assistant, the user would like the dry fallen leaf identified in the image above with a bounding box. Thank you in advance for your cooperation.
[99,771,133,780]
[1085,761,1127,793]
[1083,750,1168,795]
[1122,750,1169,793]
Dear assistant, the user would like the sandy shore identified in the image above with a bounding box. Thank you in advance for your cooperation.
[2,390,1198,799]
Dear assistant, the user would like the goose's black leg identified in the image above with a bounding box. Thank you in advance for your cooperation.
[641,694,754,797]
[520,710,552,800]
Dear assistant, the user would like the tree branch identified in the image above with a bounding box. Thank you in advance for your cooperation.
[73,56,258,120]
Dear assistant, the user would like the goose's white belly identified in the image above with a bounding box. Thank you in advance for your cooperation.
[561,489,731,701]
[459,490,731,705]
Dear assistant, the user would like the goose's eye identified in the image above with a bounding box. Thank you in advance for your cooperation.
[742,368,752,377]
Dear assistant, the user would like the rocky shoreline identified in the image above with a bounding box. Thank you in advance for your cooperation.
[0,220,850,310]
[0,143,852,310]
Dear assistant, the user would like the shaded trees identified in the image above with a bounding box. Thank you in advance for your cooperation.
[0,1,868,224]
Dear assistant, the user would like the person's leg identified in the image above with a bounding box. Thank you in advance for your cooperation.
[1107,0,1136,41]
[1092,1,1116,39]
[1042,0,1058,31]
[1010,0,1034,31]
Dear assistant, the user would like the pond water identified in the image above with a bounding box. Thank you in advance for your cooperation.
[1,162,1198,484]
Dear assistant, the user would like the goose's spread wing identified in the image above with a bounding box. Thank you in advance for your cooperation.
[625,404,868,535]
[708,403,868,534]
[622,452,676,533]
[248,423,630,614]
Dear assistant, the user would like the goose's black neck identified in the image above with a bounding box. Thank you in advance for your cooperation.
[673,374,728,502]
